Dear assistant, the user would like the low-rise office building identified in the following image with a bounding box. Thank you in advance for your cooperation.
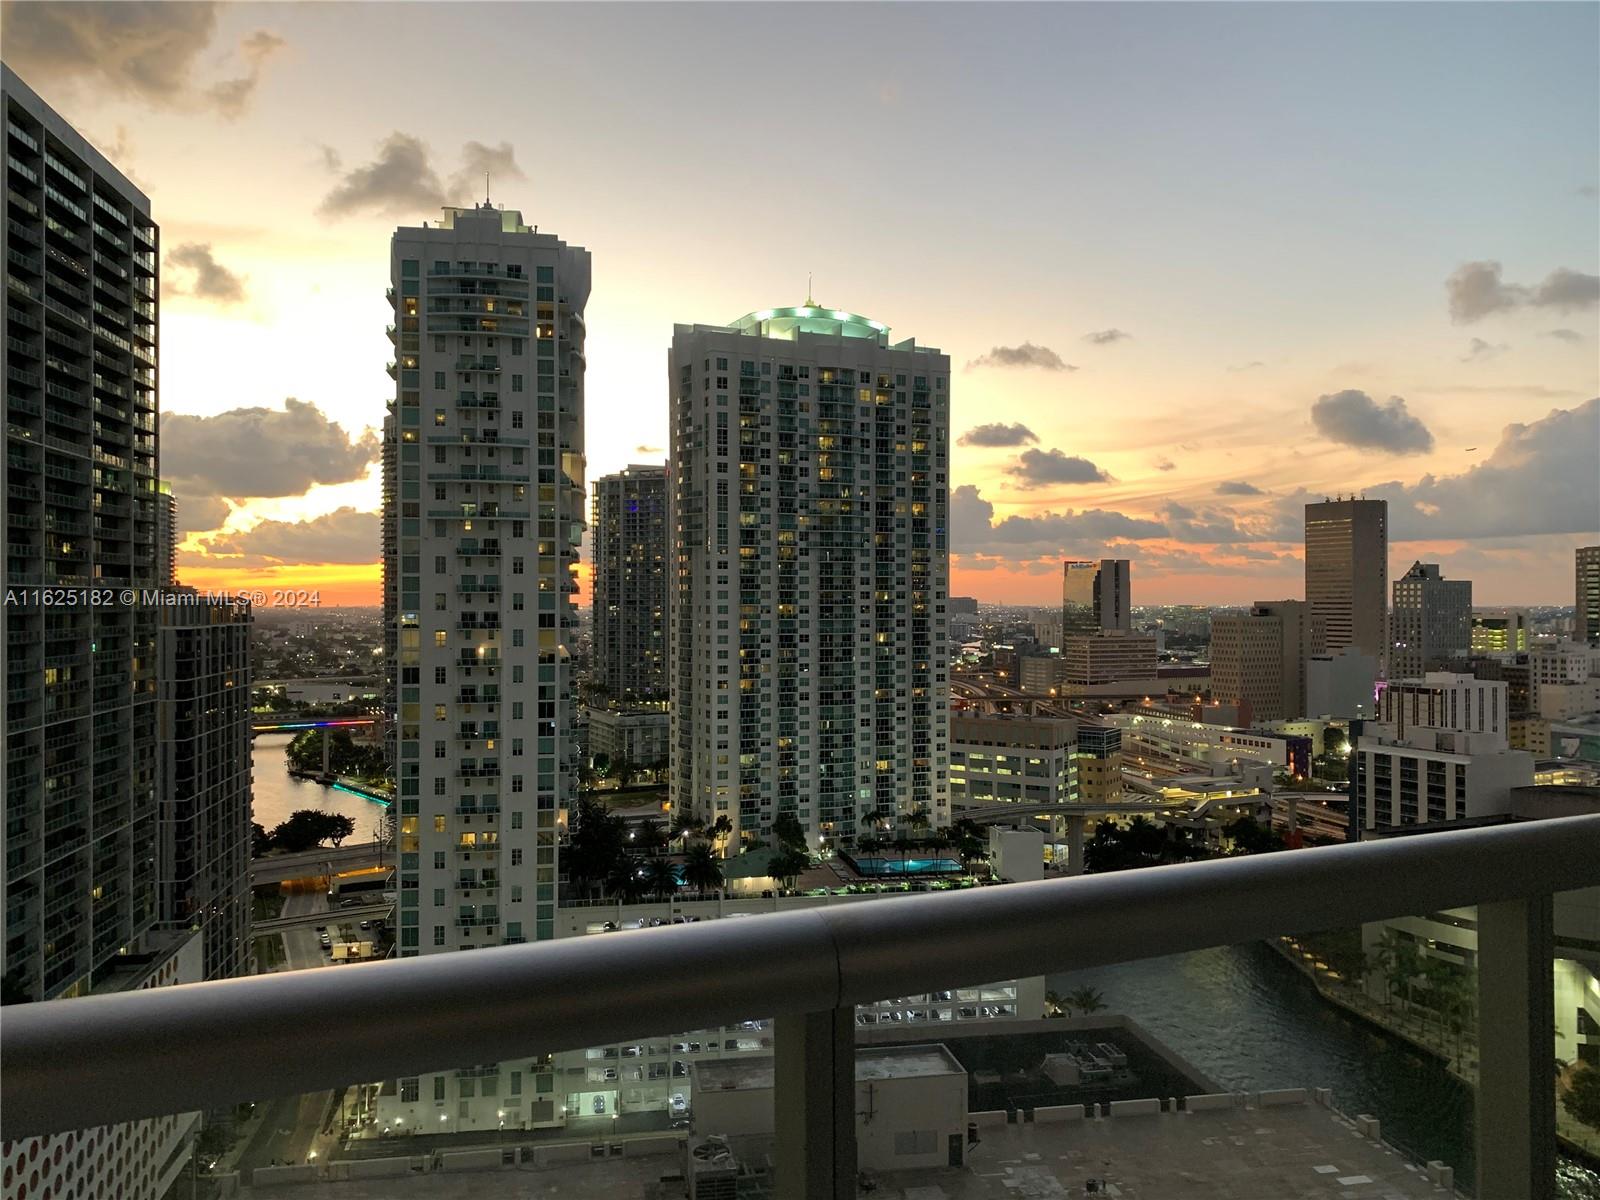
[949,713,1077,810]
[1057,631,1158,695]
[586,706,671,771]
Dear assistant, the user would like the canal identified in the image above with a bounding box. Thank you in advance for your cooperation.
[1049,942,1600,1197]
[251,732,390,836]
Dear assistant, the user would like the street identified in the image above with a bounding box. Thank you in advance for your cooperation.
[279,889,330,972]
[232,1090,341,1176]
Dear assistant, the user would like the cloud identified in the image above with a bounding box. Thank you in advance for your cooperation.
[160,399,378,500]
[1227,361,1265,372]
[319,134,527,218]
[635,444,664,455]
[1216,480,1263,496]
[1084,329,1131,345]
[958,423,1039,448]
[966,343,1073,372]
[1157,501,1254,544]
[201,508,378,566]
[165,243,245,304]
[1311,389,1434,455]
[1152,456,1176,472]
[0,2,283,118]
[950,485,1165,556]
[317,144,342,171]
[172,494,231,537]
[1460,336,1507,362]
[1544,329,1585,344]
[1267,399,1598,542]
[1447,260,1600,323]
[1004,448,1112,487]
[1412,383,1582,399]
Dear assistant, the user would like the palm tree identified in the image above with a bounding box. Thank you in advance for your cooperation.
[769,846,810,891]
[606,854,649,903]
[708,814,733,857]
[642,857,679,900]
[1066,986,1107,1016]
[680,844,724,894]
[669,810,703,844]
[1043,990,1064,1018]
[633,818,666,857]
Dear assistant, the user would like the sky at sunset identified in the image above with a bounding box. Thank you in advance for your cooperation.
[5,1,1596,607]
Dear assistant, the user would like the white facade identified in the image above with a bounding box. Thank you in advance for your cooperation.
[378,204,588,1134]
[1306,647,1379,719]
[1058,631,1158,691]
[669,306,950,850]
[1377,673,1509,750]
[586,705,670,769]
[1531,641,1600,720]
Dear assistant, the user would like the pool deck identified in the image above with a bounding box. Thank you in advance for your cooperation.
[232,1101,1458,1198]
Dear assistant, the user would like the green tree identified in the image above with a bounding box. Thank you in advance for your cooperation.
[251,822,274,857]
[566,796,626,897]
[613,755,637,789]
[1043,990,1064,1018]
[643,857,679,899]
[708,814,733,856]
[1223,815,1285,855]
[773,812,808,852]
[269,809,344,853]
[1066,985,1107,1016]
[768,846,811,890]
[632,818,666,857]
[1562,1064,1600,1131]
[327,814,356,848]
[680,844,725,894]
[606,854,650,903]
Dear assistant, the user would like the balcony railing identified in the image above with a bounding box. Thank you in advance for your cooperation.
[1,816,1597,1200]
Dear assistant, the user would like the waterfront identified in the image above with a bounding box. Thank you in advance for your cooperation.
[252,733,389,835]
[1048,941,1600,1198]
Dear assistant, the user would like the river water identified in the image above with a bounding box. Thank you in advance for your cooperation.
[1048,943,1600,1197]
[251,733,390,836]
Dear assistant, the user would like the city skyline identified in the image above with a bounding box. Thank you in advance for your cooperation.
[1,1,1596,607]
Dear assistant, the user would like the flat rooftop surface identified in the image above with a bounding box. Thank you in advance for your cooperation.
[696,1043,963,1092]
[234,1103,1453,1198]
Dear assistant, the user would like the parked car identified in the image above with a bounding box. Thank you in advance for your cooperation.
[319,935,332,949]
[358,921,371,930]
[669,1093,688,1117]
[592,1095,605,1114]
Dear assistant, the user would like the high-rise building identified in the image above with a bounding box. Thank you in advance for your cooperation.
[1304,498,1387,667]
[378,203,587,1132]
[156,479,177,586]
[2,64,162,1003]
[1208,600,1309,724]
[590,464,668,702]
[1578,545,1600,647]
[1471,607,1529,654]
[1073,724,1123,805]
[158,595,253,982]
[669,303,949,850]
[1389,562,1471,682]
[2,65,212,1200]
[1062,559,1131,637]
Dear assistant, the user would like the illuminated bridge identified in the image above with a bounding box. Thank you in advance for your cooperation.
[250,716,378,736]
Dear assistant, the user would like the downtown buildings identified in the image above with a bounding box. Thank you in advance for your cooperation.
[1061,559,1130,636]
[378,202,588,1127]
[1304,497,1388,668]
[1579,544,1600,647]
[589,464,668,704]
[1388,561,1471,682]
[1208,600,1310,724]
[2,66,251,1200]
[668,304,950,850]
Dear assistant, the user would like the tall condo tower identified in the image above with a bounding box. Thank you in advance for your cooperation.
[1304,497,1388,668]
[384,204,589,957]
[669,303,950,850]
[377,203,587,1135]
[590,464,669,702]
[1062,559,1131,636]
[2,64,162,1003]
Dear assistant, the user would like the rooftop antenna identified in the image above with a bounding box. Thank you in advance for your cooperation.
[485,171,491,206]
[805,273,815,307]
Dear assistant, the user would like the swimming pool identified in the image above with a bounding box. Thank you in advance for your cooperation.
[849,856,963,876]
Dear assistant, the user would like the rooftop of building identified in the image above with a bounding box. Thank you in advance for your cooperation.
[229,1101,1449,1199]
[693,1043,964,1093]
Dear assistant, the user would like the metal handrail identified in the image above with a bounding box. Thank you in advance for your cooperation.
[2,815,1597,1140]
